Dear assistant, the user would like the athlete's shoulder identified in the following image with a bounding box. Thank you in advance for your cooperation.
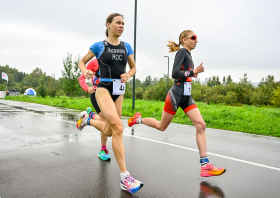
[90,41,105,58]
[122,41,131,47]
[90,41,104,49]
[178,48,187,53]
[176,48,187,56]
[122,41,133,56]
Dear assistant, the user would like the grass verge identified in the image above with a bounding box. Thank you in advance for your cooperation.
[2,96,280,137]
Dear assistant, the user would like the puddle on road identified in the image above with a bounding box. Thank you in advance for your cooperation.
[4,105,81,122]
[0,103,128,122]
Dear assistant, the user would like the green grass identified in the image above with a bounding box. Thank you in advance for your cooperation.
[2,96,280,137]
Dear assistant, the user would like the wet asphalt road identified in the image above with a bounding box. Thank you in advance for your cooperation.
[0,100,280,198]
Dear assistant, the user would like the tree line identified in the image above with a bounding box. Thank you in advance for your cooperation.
[1,53,280,107]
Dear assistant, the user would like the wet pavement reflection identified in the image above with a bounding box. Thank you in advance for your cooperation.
[198,181,225,198]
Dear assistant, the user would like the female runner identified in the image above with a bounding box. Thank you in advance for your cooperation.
[77,58,110,161]
[77,13,143,193]
[128,30,226,177]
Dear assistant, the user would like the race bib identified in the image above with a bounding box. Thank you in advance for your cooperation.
[112,79,125,95]
[184,82,192,96]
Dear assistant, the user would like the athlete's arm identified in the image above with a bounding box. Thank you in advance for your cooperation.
[121,54,136,83]
[172,49,194,79]
[79,50,95,79]
[79,73,89,92]
[79,59,99,92]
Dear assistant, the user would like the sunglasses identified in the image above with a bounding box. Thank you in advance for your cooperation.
[186,35,197,41]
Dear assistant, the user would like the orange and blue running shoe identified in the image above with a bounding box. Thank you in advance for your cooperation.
[128,113,141,127]
[98,150,111,161]
[200,164,226,177]
[76,111,88,131]
[120,174,144,193]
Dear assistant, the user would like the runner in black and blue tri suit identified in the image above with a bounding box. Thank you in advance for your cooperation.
[77,13,143,194]
[91,39,132,101]
[128,30,226,177]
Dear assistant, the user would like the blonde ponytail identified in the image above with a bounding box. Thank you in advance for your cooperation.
[167,30,193,52]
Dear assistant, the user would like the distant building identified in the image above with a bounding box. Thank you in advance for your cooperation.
[154,77,159,81]
[205,78,210,85]
[252,82,260,87]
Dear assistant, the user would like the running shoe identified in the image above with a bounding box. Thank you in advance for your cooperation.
[76,111,88,131]
[128,113,141,127]
[86,107,96,119]
[120,174,144,193]
[200,164,226,177]
[98,150,111,161]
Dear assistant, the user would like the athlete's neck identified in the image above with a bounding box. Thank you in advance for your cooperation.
[183,46,192,53]
[106,36,120,46]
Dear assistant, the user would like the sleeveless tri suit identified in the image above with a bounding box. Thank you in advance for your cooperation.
[90,40,133,101]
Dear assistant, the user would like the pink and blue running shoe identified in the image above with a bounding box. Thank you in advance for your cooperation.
[120,174,144,193]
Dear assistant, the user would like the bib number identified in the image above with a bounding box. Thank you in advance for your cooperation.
[113,79,125,95]
[184,82,192,96]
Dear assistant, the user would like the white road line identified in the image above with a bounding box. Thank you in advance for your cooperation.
[37,113,280,172]
[124,134,280,172]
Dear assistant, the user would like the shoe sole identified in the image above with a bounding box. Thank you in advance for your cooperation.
[200,169,226,177]
[120,182,144,193]
[77,111,88,131]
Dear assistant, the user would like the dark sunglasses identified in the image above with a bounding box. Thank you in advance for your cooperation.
[186,35,197,40]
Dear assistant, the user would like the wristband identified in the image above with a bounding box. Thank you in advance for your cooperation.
[184,70,194,77]
[184,71,190,77]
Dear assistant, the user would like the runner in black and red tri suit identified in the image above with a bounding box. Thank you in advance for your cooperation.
[128,30,226,177]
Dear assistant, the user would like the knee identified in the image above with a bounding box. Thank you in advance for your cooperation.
[111,122,123,136]
[105,131,113,137]
[196,121,206,133]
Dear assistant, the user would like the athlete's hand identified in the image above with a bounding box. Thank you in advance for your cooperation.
[194,63,204,74]
[83,70,94,79]
[87,87,95,94]
[193,73,198,78]
[120,73,130,83]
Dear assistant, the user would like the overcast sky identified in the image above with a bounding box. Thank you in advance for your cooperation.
[1,0,280,83]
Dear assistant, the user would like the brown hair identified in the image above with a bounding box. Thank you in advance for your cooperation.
[167,30,193,52]
[105,13,124,37]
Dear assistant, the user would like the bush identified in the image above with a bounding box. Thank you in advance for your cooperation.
[192,82,207,102]
[124,83,132,99]
[135,87,144,99]
[36,78,47,98]
[271,86,280,107]
[223,91,238,105]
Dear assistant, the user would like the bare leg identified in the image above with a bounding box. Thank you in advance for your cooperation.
[96,88,126,173]
[186,108,207,157]
[142,110,174,131]
[93,115,101,120]
[89,111,113,137]
[98,112,108,146]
